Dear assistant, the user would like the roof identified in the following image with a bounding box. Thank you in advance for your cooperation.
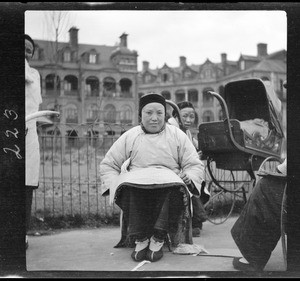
[239,54,261,61]
[33,39,134,68]
[251,59,286,73]
[110,46,138,56]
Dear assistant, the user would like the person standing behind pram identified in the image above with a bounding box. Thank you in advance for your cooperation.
[168,101,210,237]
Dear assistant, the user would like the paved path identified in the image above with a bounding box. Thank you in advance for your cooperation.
[26,216,285,276]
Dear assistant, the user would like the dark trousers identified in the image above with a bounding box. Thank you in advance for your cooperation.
[117,186,183,240]
[192,196,208,228]
[231,176,285,269]
[25,186,36,233]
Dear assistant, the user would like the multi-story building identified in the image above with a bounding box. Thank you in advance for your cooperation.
[138,43,286,131]
[31,27,139,139]
[30,28,286,147]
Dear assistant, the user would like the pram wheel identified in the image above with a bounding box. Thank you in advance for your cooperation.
[204,180,236,225]
[204,159,254,224]
[204,163,236,224]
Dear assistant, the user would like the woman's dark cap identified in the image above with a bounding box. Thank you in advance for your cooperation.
[25,34,35,56]
[172,101,195,117]
[139,93,166,117]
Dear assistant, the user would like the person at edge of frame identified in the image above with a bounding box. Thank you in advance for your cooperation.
[25,34,42,250]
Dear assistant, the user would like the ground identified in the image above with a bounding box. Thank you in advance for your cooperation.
[25,216,287,278]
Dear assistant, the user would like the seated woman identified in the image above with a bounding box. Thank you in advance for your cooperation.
[100,93,205,262]
[168,101,210,237]
[231,158,287,271]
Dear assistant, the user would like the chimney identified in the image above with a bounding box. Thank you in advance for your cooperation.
[120,33,128,48]
[257,43,268,57]
[180,56,187,67]
[221,53,227,76]
[69,27,79,48]
[221,53,227,63]
[143,61,149,71]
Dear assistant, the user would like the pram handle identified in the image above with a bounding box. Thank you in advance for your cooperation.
[166,100,186,133]
[26,110,60,123]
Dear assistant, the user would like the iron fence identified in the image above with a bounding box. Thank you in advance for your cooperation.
[32,121,131,219]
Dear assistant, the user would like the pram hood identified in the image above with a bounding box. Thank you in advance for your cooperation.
[223,78,284,137]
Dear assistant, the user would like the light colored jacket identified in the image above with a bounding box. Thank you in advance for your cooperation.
[25,59,42,186]
[100,124,205,204]
[168,117,198,148]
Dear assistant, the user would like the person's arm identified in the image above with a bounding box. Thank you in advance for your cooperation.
[99,130,131,193]
[177,130,205,197]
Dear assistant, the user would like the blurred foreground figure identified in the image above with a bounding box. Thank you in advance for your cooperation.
[231,158,287,271]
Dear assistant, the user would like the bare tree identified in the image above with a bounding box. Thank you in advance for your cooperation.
[44,11,71,98]
[43,11,72,156]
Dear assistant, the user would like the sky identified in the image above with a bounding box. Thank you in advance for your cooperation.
[25,9,287,71]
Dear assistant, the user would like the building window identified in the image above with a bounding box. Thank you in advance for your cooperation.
[145,74,152,83]
[104,104,116,123]
[202,88,214,107]
[64,51,71,62]
[120,105,132,124]
[188,89,198,104]
[65,104,78,123]
[183,70,192,79]
[162,73,168,82]
[64,75,78,96]
[204,69,212,79]
[175,90,185,104]
[64,82,71,91]
[103,77,116,97]
[202,110,214,122]
[161,91,171,100]
[87,104,98,121]
[240,60,245,70]
[85,76,99,97]
[45,74,60,95]
[89,53,97,64]
[120,78,132,98]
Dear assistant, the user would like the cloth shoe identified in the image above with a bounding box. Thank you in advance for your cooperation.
[192,227,201,237]
[233,257,263,272]
[131,237,149,262]
[146,236,164,262]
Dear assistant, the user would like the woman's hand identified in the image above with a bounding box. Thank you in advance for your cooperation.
[180,172,191,185]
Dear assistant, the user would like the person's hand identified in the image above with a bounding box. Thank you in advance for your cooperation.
[197,150,203,159]
[180,172,192,185]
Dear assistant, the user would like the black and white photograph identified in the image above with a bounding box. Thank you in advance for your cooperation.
[1,2,300,278]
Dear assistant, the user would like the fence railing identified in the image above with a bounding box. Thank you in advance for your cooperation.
[32,121,250,219]
[32,122,132,218]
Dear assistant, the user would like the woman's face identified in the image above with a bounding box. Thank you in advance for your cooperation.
[180,107,196,129]
[141,102,165,133]
[25,39,34,62]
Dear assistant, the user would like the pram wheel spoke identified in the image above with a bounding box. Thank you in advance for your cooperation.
[204,181,235,225]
